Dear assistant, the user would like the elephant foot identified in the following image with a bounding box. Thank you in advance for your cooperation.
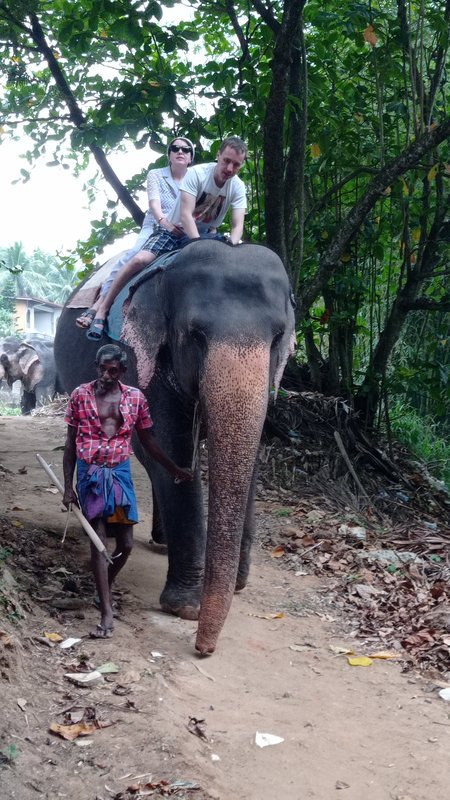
[234,573,248,593]
[148,539,168,555]
[160,585,201,620]
[161,602,200,620]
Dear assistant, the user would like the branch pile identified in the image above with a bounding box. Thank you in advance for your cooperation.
[259,390,450,675]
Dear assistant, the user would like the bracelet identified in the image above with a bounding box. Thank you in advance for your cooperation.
[157,215,165,223]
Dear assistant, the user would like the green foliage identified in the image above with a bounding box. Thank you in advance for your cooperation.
[0,0,448,434]
[0,403,21,416]
[0,243,80,303]
[389,400,450,490]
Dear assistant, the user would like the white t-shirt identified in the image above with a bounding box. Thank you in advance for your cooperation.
[170,162,247,233]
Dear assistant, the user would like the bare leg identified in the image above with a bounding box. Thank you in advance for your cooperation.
[90,519,114,637]
[76,300,101,328]
[108,524,134,586]
[90,522,133,638]
[93,250,157,327]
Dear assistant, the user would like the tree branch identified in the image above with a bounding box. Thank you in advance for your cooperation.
[299,116,450,313]
[401,297,450,311]
[225,0,249,60]
[26,12,144,227]
[249,0,281,33]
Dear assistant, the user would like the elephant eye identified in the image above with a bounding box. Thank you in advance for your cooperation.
[190,327,206,345]
[271,330,284,348]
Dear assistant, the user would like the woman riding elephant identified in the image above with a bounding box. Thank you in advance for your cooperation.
[55,239,295,655]
[76,135,195,338]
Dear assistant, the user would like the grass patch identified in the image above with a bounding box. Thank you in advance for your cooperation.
[0,401,20,417]
[389,401,450,491]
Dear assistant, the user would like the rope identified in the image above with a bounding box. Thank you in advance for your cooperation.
[191,400,201,472]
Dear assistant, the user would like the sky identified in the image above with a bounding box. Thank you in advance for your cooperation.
[0,135,155,264]
[0,5,198,267]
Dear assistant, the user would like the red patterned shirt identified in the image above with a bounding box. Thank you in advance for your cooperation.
[64,381,153,466]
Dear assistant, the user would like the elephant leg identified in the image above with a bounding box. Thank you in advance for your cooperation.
[235,461,259,592]
[21,390,36,415]
[136,383,206,619]
[150,486,167,545]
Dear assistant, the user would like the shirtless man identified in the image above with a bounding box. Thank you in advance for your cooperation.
[62,344,192,638]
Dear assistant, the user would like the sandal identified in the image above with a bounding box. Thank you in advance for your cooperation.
[76,308,97,329]
[86,318,106,341]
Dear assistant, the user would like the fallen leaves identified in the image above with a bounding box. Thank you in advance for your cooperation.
[0,630,14,647]
[122,779,200,796]
[50,718,114,740]
[44,631,63,643]
[347,655,373,667]
[187,716,208,741]
[49,707,114,740]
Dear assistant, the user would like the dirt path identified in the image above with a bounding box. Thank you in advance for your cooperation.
[0,416,449,800]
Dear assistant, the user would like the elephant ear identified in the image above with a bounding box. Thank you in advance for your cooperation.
[121,289,167,391]
[272,308,297,399]
[18,344,44,391]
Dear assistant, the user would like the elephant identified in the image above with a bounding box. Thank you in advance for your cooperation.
[54,240,295,655]
[0,334,57,414]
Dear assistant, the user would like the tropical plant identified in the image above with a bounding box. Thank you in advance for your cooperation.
[0,0,449,431]
[0,243,79,303]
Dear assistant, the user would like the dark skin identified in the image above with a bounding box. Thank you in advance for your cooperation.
[62,358,192,638]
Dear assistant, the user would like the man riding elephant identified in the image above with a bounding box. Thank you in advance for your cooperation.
[84,136,248,340]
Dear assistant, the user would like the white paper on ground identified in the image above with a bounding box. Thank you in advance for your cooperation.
[255,731,285,748]
[60,637,82,649]
[64,670,103,686]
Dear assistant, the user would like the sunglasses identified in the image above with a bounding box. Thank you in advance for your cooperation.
[169,145,192,154]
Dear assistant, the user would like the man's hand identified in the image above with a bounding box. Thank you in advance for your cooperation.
[172,466,193,484]
[169,223,185,237]
[62,487,79,509]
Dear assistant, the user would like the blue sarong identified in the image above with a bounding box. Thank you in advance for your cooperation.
[76,458,138,523]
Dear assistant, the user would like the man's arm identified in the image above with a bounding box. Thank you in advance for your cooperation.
[229,207,245,244]
[180,191,200,240]
[136,428,192,482]
[62,425,79,507]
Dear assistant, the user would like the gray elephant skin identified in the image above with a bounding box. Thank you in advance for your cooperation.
[0,334,57,414]
[54,240,295,655]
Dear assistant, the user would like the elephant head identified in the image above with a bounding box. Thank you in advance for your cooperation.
[0,336,55,414]
[2,342,44,392]
[123,240,296,654]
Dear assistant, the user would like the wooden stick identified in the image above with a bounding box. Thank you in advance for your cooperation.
[36,453,113,564]
[333,431,369,499]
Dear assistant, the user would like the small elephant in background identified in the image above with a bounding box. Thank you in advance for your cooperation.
[0,334,57,414]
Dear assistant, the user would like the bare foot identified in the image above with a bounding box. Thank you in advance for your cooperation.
[90,624,114,639]
[75,308,97,329]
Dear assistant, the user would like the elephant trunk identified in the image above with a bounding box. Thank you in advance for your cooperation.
[196,339,270,655]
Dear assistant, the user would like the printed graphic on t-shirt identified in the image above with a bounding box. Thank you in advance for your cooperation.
[193,192,225,224]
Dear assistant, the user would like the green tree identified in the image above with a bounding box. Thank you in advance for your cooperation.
[1,0,449,430]
[0,242,79,303]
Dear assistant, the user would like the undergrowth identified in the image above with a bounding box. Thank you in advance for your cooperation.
[0,401,20,417]
[389,401,450,491]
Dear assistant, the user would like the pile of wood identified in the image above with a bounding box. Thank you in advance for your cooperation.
[263,389,450,526]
